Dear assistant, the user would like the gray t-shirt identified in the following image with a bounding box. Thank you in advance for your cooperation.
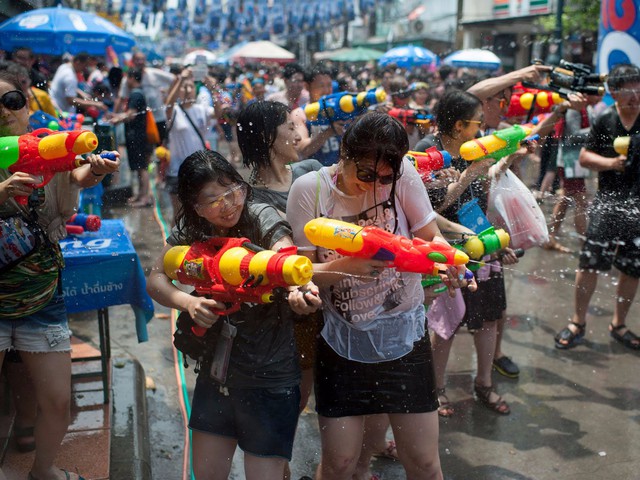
[251,159,323,213]
[167,202,301,388]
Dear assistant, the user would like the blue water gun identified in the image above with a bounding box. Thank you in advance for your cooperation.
[303,87,387,126]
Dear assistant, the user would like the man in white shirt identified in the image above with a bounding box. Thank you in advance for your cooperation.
[114,51,175,143]
[266,62,309,110]
[49,52,107,113]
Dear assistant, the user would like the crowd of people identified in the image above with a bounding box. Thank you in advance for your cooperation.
[1,43,640,480]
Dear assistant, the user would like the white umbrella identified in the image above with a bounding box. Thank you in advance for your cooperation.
[231,41,295,65]
[183,49,217,66]
[443,49,502,70]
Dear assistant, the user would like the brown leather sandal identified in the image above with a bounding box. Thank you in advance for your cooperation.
[474,383,510,415]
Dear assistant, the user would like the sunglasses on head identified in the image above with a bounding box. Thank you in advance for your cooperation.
[392,89,412,99]
[354,160,395,185]
[0,90,27,111]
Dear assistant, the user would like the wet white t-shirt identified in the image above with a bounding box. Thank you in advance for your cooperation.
[286,157,436,362]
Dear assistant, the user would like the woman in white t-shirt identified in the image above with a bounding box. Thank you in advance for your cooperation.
[286,112,473,480]
[163,67,216,224]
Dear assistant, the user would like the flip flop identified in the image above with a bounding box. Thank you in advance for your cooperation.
[28,469,86,480]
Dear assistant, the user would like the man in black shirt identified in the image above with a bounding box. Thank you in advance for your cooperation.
[555,64,640,351]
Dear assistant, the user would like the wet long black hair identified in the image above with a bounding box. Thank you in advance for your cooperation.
[339,112,408,232]
[175,150,253,242]
[434,90,482,137]
[236,100,289,170]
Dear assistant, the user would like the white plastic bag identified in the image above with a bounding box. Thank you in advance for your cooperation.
[487,170,549,250]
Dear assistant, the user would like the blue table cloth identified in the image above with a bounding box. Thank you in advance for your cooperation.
[60,219,154,342]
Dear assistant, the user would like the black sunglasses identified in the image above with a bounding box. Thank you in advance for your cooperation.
[0,90,27,111]
[392,89,412,99]
[354,160,395,185]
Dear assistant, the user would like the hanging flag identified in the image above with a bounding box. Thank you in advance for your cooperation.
[105,45,120,68]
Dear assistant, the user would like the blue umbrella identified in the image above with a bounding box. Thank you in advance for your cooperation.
[0,6,136,56]
[378,45,438,69]
[443,49,502,70]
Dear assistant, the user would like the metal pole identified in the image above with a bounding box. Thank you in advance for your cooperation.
[554,0,565,61]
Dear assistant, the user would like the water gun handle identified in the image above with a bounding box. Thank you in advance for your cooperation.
[100,152,118,160]
[422,268,474,293]
[499,248,525,259]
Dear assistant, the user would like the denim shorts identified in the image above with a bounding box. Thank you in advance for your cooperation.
[189,378,301,460]
[0,293,72,353]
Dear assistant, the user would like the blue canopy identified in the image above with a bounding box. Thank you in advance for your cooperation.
[0,5,136,56]
[443,49,502,70]
[378,45,438,69]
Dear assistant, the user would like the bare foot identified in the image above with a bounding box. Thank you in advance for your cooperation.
[542,239,571,253]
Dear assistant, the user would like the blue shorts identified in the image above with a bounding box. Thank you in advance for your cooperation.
[189,378,301,460]
[0,293,72,353]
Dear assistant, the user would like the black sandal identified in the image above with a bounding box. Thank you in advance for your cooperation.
[609,324,640,350]
[436,387,454,418]
[13,425,35,453]
[473,383,510,415]
[555,322,586,349]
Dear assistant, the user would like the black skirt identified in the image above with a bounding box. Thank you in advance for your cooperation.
[314,333,439,418]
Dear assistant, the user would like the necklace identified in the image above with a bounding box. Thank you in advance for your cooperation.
[251,166,291,190]
[251,169,270,189]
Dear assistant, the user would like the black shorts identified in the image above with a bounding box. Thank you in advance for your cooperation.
[221,123,234,142]
[579,201,640,278]
[165,175,179,195]
[126,140,151,171]
[314,334,439,418]
[461,266,507,329]
[156,120,168,144]
[189,378,301,460]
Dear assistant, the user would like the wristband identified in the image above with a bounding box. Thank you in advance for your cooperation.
[91,169,105,177]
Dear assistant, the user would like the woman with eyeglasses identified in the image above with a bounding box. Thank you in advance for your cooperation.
[145,150,321,480]
[286,112,473,480]
[0,69,119,480]
[415,89,521,418]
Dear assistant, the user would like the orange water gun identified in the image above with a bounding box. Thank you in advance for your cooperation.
[0,128,98,204]
[164,237,314,336]
[304,218,469,275]
[406,147,452,183]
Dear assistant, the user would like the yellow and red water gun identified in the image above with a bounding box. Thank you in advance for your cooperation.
[0,128,99,204]
[304,217,469,275]
[164,237,314,336]
[459,124,537,162]
[506,84,564,118]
